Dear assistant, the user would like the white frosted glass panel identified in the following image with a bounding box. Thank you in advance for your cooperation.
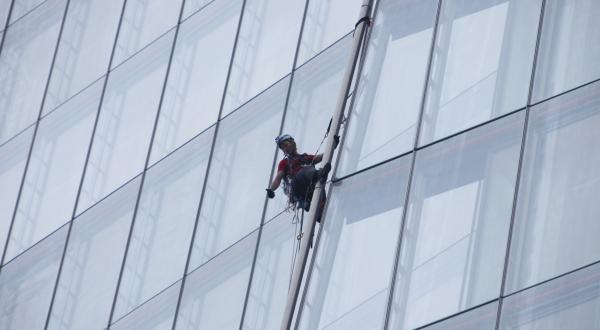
[182,0,212,20]
[112,0,183,67]
[265,35,352,220]
[338,0,438,177]
[111,281,181,330]
[77,30,174,214]
[500,263,600,330]
[506,81,600,294]
[0,0,66,145]
[47,176,141,330]
[297,0,361,65]
[532,0,600,103]
[419,0,541,146]
[150,0,241,164]
[6,79,101,261]
[43,0,124,113]
[114,129,213,320]
[222,0,304,115]
[176,231,256,330]
[188,77,287,269]
[298,157,411,330]
[388,112,524,330]
[0,225,67,330]
[0,128,33,263]
[423,301,498,330]
[9,0,45,23]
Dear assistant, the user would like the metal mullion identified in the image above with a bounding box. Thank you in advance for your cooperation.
[494,0,548,328]
[383,0,443,328]
[171,0,248,328]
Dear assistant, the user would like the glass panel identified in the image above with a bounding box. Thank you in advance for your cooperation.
[111,281,181,330]
[388,111,524,330]
[114,129,213,320]
[242,212,297,330]
[296,0,361,66]
[150,0,242,164]
[506,81,600,294]
[298,156,411,330]
[0,224,67,329]
[5,79,101,261]
[0,0,10,29]
[182,0,212,20]
[43,0,125,114]
[265,35,352,220]
[47,176,141,330]
[9,0,45,23]
[175,230,257,330]
[532,0,600,103]
[337,0,438,177]
[500,263,600,330]
[112,0,183,67]
[0,128,34,262]
[0,0,67,145]
[423,301,498,330]
[221,0,304,116]
[188,76,287,270]
[77,30,175,214]
[419,0,542,146]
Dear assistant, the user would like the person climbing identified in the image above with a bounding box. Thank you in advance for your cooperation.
[266,134,332,216]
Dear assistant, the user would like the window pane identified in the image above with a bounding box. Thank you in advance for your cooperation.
[419,0,541,146]
[423,301,498,330]
[388,112,524,330]
[0,1,10,29]
[111,281,181,330]
[0,224,67,330]
[506,81,600,294]
[77,30,175,214]
[296,0,361,66]
[0,0,67,145]
[47,176,141,330]
[0,127,34,263]
[150,0,242,164]
[114,129,213,320]
[221,0,304,116]
[337,0,438,177]
[43,0,124,114]
[5,79,101,261]
[532,0,600,103]
[298,156,411,330]
[9,0,46,23]
[176,230,257,330]
[188,76,287,270]
[112,0,183,67]
[182,0,212,20]
[265,35,352,220]
[500,263,600,330]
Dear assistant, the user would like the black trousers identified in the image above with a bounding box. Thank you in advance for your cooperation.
[291,166,326,221]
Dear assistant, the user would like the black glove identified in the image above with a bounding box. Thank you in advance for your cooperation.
[266,188,275,199]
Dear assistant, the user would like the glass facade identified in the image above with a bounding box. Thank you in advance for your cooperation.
[0,0,599,329]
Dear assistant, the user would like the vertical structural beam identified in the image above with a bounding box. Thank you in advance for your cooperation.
[279,1,374,329]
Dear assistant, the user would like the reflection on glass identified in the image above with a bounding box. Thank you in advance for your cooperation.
[500,262,600,330]
[506,81,600,294]
[112,0,183,67]
[150,0,242,164]
[419,0,542,146]
[222,0,304,115]
[296,0,361,65]
[298,156,411,330]
[423,301,498,330]
[114,129,213,320]
[0,225,67,329]
[532,0,600,103]
[182,0,213,20]
[338,0,438,177]
[6,79,102,262]
[176,231,257,330]
[0,0,67,145]
[388,111,524,330]
[47,176,141,330]
[265,35,352,220]
[77,30,175,214]
[111,281,181,330]
[43,0,124,113]
[9,0,46,23]
[188,77,287,270]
